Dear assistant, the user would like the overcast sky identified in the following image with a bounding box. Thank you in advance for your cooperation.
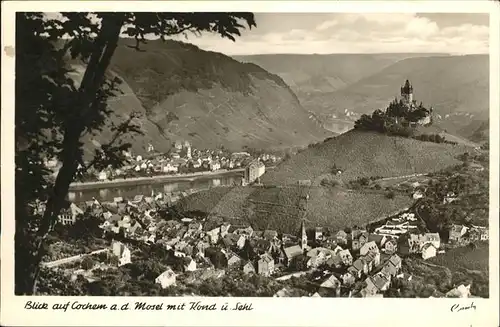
[171,13,489,55]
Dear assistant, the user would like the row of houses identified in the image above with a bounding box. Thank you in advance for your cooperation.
[49,184,488,296]
[94,145,280,182]
[449,224,489,244]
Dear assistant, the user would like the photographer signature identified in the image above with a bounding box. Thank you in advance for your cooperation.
[450,302,476,313]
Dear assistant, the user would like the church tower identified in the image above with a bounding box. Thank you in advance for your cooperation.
[301,220,307,250]
[400,79,413,107]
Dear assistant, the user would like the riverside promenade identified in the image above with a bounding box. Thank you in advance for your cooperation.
[69,168,245,191]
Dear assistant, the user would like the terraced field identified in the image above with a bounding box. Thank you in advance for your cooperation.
[175,184,413,234]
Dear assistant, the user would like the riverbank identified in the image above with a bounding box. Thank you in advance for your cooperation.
[69,169,245,191]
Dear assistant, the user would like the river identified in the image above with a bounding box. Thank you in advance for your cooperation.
[68,173,243,203]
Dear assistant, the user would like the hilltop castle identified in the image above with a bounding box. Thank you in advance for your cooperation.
[398,79,432,126]
[400,79,414,109]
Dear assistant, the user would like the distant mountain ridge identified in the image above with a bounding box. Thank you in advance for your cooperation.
[234,53,449,94]
[73,39,333,157]
[235,53,489,141]
[329,55,488,117]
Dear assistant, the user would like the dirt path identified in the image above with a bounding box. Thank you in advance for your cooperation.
[421,260,452,283]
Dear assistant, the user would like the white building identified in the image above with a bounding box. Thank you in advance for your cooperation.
[98,171,108,181]
[155,268,177,289]
[112,241,132,266]
[184,257,197,272]
[58,203,84,225]
[210,161,221,171]
[244,160,266,184]
[421,243,437,260]
[412,190,424,200]
[163,163,178,173]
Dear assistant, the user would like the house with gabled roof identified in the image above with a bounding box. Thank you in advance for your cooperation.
[243,261,256,274]
[155,268,176,289]
[318,275,341,297]
[383,238,398,254]
[368,272,391,292]
[338,249,353,266]
[58,202,84,226]
[423,232,441,248]
[336,230,348,245]
[421,243,437,260]
[368,233,386,247]
[359,255,373,274]
[359,241,379,256]
[220,222,231,237]
[388,254,402,270]
[362,278,379,296]
[206,227,220,244]
[236,234,247,249]
[227,252,243,267]
[352,231,369,251]
[306,247,336,268]
[449,224,469,243]
[111,241,131,267]
[283,245,303,266]
[349,260,365,279]
[183,256,197,272]
[364,250,381,268]
[381,261,398,277]
[257,253,274,277]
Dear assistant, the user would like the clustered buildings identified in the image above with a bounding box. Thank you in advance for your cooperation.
[87,141,280,183]
[42,185,488,298]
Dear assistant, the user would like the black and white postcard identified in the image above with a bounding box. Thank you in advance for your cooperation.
[1,1,499,326]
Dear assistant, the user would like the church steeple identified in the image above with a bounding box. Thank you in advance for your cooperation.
[301,220,307,250]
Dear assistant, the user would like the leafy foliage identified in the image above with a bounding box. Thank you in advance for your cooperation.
[16,11,256,294]
[416,155,489,240]
[354,99,433,140]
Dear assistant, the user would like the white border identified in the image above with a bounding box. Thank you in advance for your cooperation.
[1,1,499,327]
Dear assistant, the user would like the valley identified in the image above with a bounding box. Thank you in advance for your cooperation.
[236,53,489,140]
[17,11,492,302]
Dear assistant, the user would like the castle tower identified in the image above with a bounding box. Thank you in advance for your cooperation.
[400,79,413,107]
[301,220,307,250]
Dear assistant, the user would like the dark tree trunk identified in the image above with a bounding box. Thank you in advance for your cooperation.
[27,14,124,295]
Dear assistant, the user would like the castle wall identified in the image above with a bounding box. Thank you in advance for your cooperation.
[417,115,431,126]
